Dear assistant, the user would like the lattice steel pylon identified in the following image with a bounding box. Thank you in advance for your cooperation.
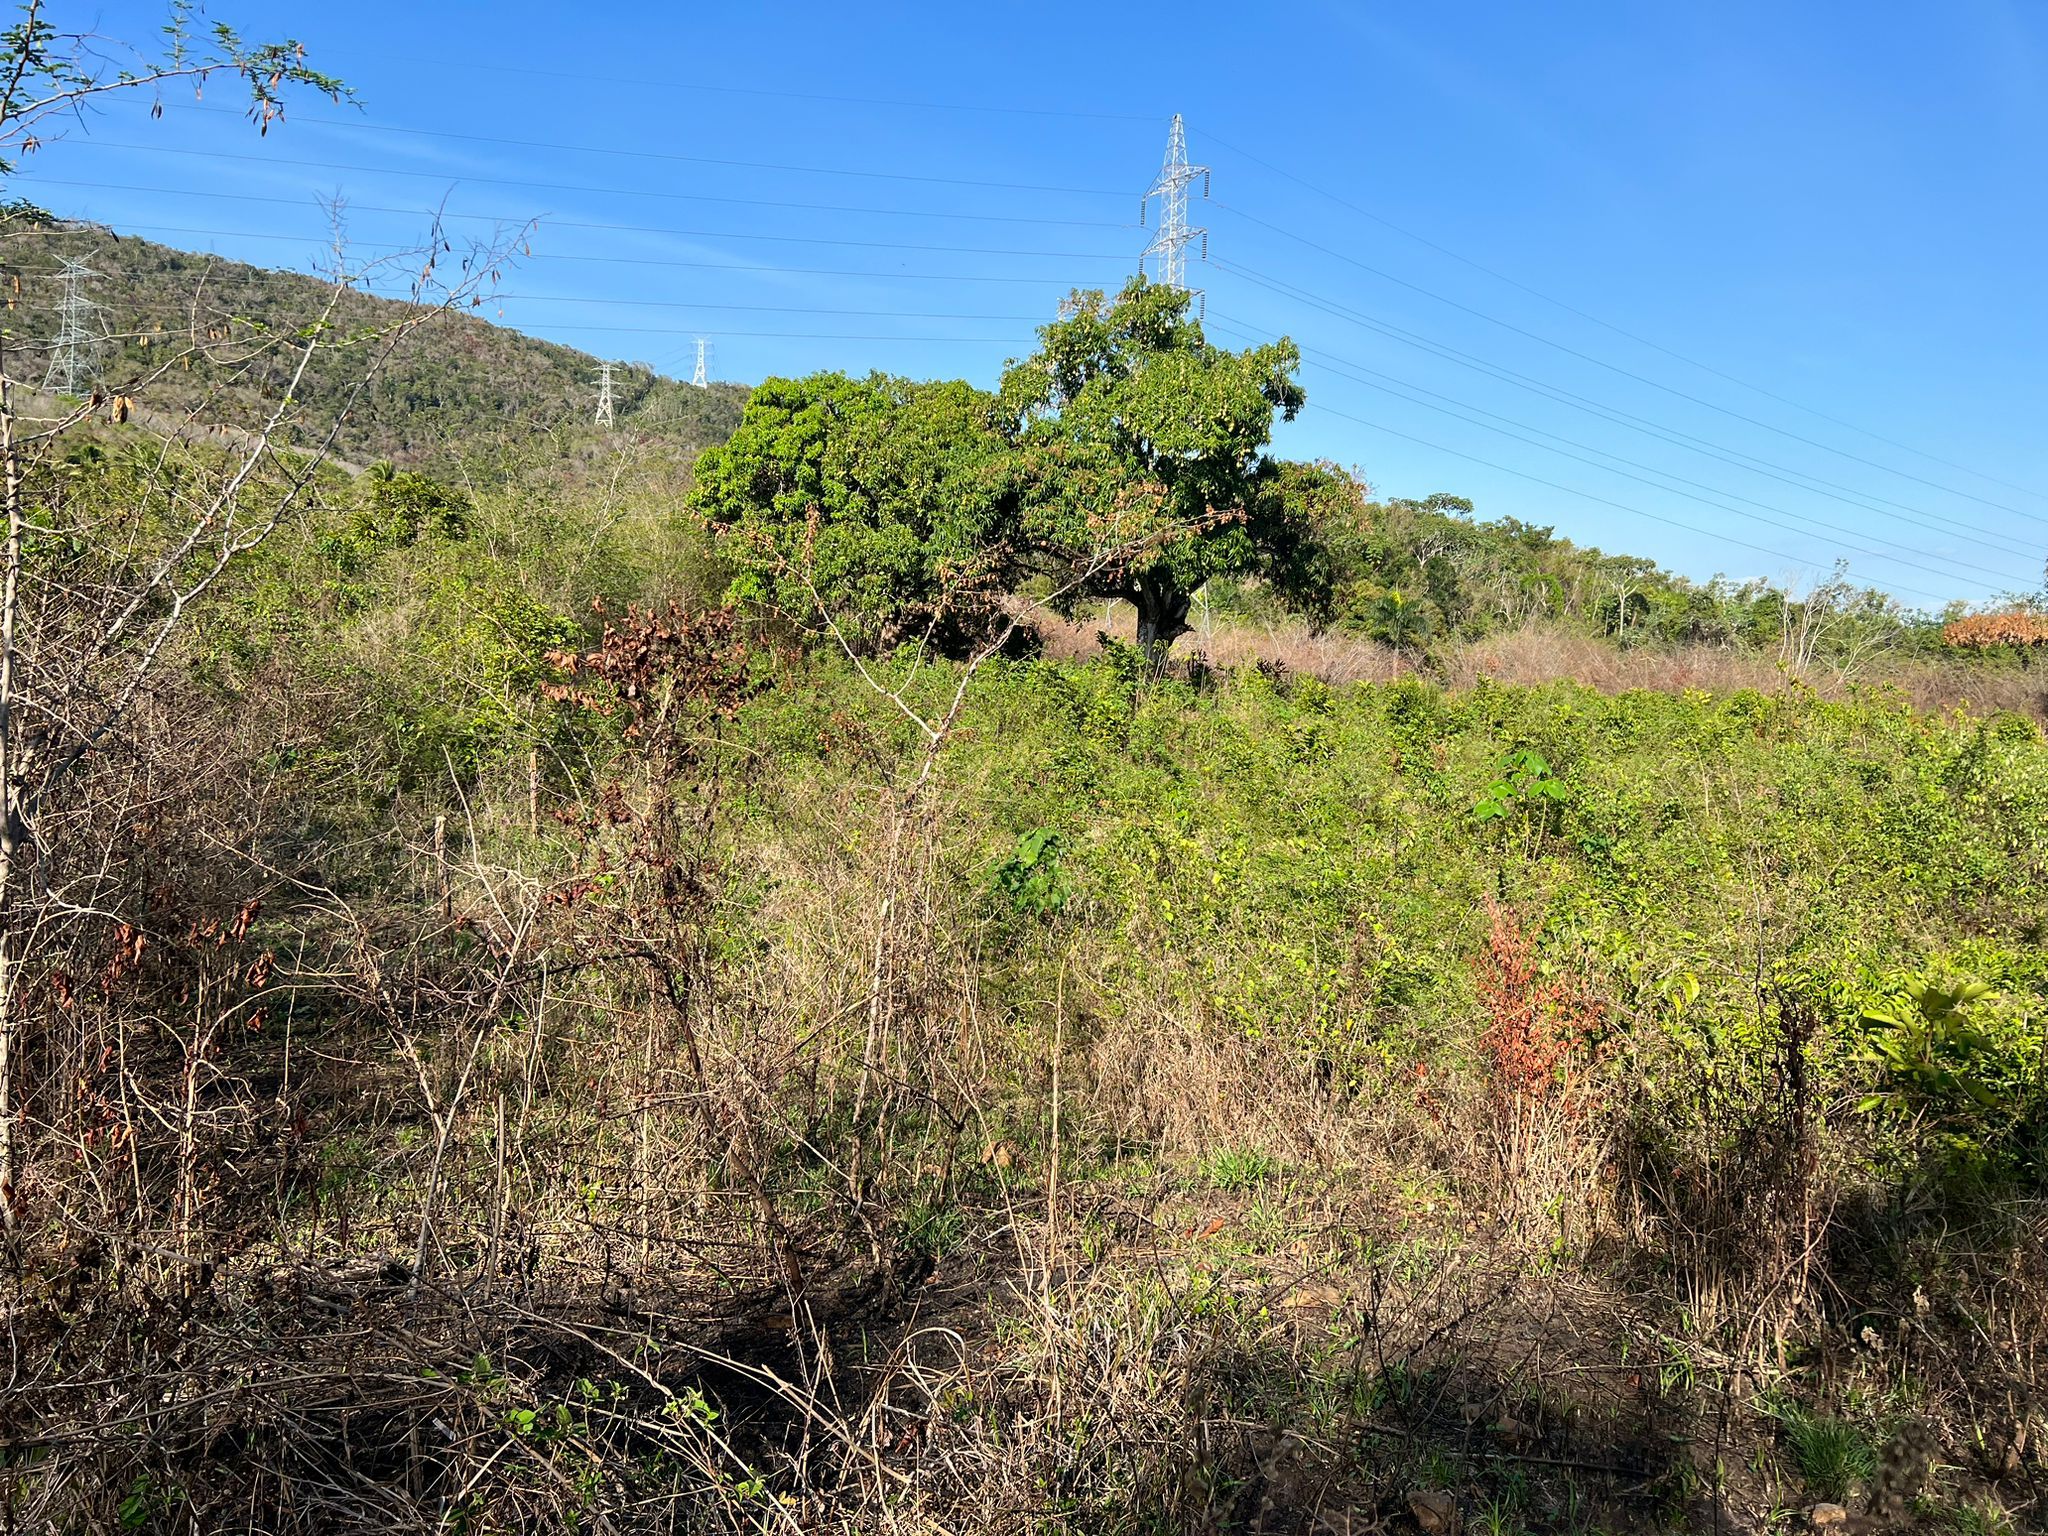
[593,359,615,427]
[42,256,106,395]
[1139,114,1209,311]
[690,337,711,389]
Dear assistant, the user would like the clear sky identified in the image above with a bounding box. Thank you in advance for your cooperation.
[20,1,2048,608]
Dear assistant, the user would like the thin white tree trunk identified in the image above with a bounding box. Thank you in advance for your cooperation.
[0,366,24,1228]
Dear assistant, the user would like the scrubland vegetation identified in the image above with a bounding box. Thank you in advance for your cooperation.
[6,401,2046,1533]
[5,14,2048,1533]
[2,224,752,469]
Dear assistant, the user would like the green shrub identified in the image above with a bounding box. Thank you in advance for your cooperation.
[989,827,1069,921]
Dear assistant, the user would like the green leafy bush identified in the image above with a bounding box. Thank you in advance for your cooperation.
[1858,973,2046,1180]
[990,826,1069,921]
[1472,747,1569,823]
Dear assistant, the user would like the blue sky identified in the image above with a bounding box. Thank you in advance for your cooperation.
[20,1,2048,608]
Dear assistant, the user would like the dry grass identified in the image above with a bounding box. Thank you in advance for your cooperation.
[1443,623,2048,720]
[1034,607,1414,687]
[1034,608,2048,720]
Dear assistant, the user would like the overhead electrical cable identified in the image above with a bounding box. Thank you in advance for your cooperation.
[39,101,2036,516]
[167,102,1131,197]
[1208,320,2008,593]
[30,105,2030,588]
[1241,384,1958,606]
[22,181,1133,259]
[48,141,1141,229]
[1255,348,2021,589]
[471,328,1024,345]
[441,293,1046,320]
[1201,126,2047,504]
[1205,312,2036,575]
[1212,256,2048,542]
[28,209,1117,284]
[413,56,1157,124]
[1210,203,2043,525]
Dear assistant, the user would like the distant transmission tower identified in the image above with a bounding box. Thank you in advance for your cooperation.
[690,337,711,389]
[593,359,615,427]
[42,256,106,395]
[1140,114,1209,310]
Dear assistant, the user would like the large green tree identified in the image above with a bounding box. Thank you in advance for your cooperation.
[999,279,1325,657]
[689,371,1020,653]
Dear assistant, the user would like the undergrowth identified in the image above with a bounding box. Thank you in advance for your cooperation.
[4,468,2045,1533]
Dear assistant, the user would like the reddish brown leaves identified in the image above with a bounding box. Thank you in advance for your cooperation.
[1942,609,2048,651]
[544,605,751,938]
[1473,898,1603,1102]
[544,602,752,743]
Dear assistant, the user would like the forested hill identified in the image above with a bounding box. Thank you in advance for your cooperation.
[0,216,2026,674]
[0,214,750,466]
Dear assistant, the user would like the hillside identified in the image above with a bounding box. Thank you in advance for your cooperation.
[0,213,750,466]
[0,214,2031,689]
[7,207,2048,1536]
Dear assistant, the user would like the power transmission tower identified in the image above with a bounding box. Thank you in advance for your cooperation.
[690,337,711,389]
[593,359,615,427]
[1139,114,1209,311]
[42,256,106,395]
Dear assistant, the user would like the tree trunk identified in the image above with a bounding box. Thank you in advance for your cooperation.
[1132,575,1191,666]
[0,366,21,1229]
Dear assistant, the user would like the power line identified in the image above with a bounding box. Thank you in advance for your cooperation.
[311,58,2023,518]
[1206,312,2036,575]
[242,315,1030,347]
[20,247,1983,586]
[53,141,1139,229]
[487,296,1044,320]
[170,101,1131,197]
[8,270,1039,358]
[39,138,2023,589]
[10,246,1046,356]
[1201,127,2047,506]
[17,254,1053,324]
[194,68,2025,526]
[1212,199,2044,526]
[1286,395,1958,607]
[495,321,1031,340]
[533,329,1030,344]
[63,217,1102,283]
[23,252,2015,587]
[413,56,1156,124]
[632,330,1027,345]
[1237,336,2023,591]
[1212,255,2048,543]
[21,185,1138,259]
[48,91,2036,521]
[1238,357,2010,597]
[482,294,1048,319]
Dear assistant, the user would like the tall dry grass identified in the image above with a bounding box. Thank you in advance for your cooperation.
[1034,610,2047,719]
